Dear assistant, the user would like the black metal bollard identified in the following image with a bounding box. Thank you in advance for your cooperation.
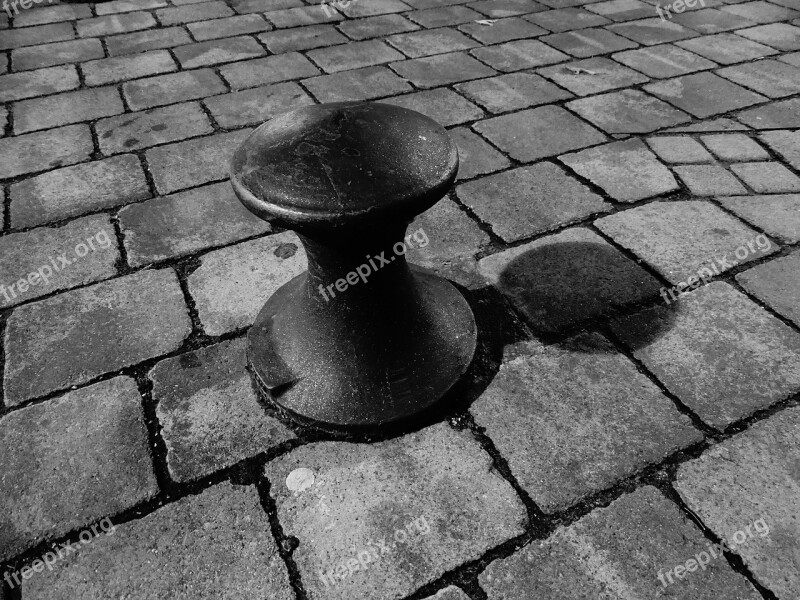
[229,102,477,432]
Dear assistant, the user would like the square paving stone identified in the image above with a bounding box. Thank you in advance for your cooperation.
[450,128,511,181]
[674,164,748,195]
[475,105,607,162]
[0,124,92,179]
[0,65,79,103]
[611,44,717,78]
[760,130,800,170]
[526,7,612,32]
[567,88,691,133]
[13,86,124,134]
[595,200,773,284]
[455,72,573,113]
[0,214,118,309]
[151,338,294,483]
[458,16,547,43]
[0,377,158,562]
[4,269,191,405]
[644,72,767,118]
[337,14,419,40]
[608,18,699,45]
[263,423,527,600]
[542,27,640,56]
[559,138,678,201]
[647,135,714,163]
[671,7,758,33]
[611,282,800,429]
[717,59,800,98]
[457,162,611,242]
[479,486,761,599]
[188,232,307,336]
[220,52,320,89]
[730,162,800,193]
[737,250,800,327]
[470,38,569,70]
[303,66,412,102]
[736,97,800,129]
[701,132,770,160]
[391,51,497,86]
[675,407,800,599]
[478,227,662,331]
[472,335,701,512]
[736,22,800,50]
[379,88,484,126]
[537,56,649,95]
[717,193,800,244]
[22,482,293,600]
[307,39,403,72]
[261,23,349,49]
[204,82,315,128]
[676,32,778,64]
[387,27,478,56]
[172,36,266,69]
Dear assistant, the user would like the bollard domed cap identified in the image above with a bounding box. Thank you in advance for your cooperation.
[229,101,458,230]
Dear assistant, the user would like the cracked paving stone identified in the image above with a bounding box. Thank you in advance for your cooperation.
[472,335,701,512]
[611,282,800,430]
[566,88,691,134]
[220,52,320,89]
[3,269,191,405]
[644,72,767,118]
[407,4,483,27]
[584,0,653,21]
[0,23,73,52]
[23,482,293,600]
[611,43,718,78]
[307,39,403,73]
[737,250,800,327]
[263,422,527,600]
[717,193,800,244]
[0,377,158,562]
[76,11,157,37]
[82,49,177,86]
[11,38,104,71]
[390,51,497,87]
[122,68,226,110]
[675,406,800,598]
[156,1,235,25]
[106,26,193,56]
[479,486,761,599]
[386,27,477,57]
[337,15,418,40]
[188,13,271,40]
[607,18,699,45]
[458,16,546,44]
[536,56,649,96]
[172,36,266,69]
[671,7,759,34]
[720,0,800,24]
[526,6,612,32]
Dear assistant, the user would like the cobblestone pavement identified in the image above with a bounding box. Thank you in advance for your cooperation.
[1,0,799,597]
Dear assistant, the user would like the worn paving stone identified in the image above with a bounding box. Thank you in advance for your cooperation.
[647,135,714,163]
[457,162,611,242]
[12,3,92,26]
[220,52,320,89]
[204,82,314,128]
[4,269,191,404]
[737,250,800,327]
[671,7,758,33]
[527,6,612,31]
[266,5,345,28]
[701,132,770,161]
[720,0,800,23]
[717,194,800,244]
[173,36,265,69]
[730,162,800,193]
[407,4,484,26]
[11,154,149,228]
[675,32,778,64]
[611,43,717,78]
[96,101,213,155]
[469,0,546,18]
[156,1,235,25]
[560,138,678,201]
[736,22,800,50]
[22,482,293,600]
[264,423,527,600]
[666,117,749,133]
[760,129,800,170]
[232,0,302,12]
[537,56,649,95]
[645,71,767,118]
[717,59,800,98]
[303,66,411,102]
[450,127,511,180]
[391,52,497,86]
[675,407,800,599]
[608,18,699,45]
[0,23,74,51]
[338,14,419,40]
[387,27,477,57]
[145,129,251,195]
[82,49,177,86]
[105,26,193,56]
[188,232,306,336]
[674,164,748,195]
[379,88,484,126]
[151,338,294,483]
[472,335,701,512]
[596,200,773,284]
[479,486,761,599]
[0,106,7,136]
[338,0,413,17]
[188,14,271,40]
[612,282,800,429]
[470,38,569,70]
[11,38,104,71]
[0,377,158,562]
[13,86,124,134]
[261,23,348,50]
[459,16,546,44]
[76,11,156,36]
[475,105,607,162]
[478,227,662,331]
[0,124,92,179]
[541,27,639,57]
[119,181,270,266]
[736,97,800,129]
[123,68,226,110]
[567,88,690,133]
[455,71,572,113]
[584,0,653,21]
[0,65,80,102]
[0,214,118,309]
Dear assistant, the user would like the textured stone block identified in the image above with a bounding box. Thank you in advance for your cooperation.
[13,87,124,134]
[122,68,226,110]
[0,124,92,179]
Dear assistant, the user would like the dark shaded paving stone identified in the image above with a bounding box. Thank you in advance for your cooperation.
[407,4,484,26]
[701,132,770,160]
[719,0,800,23]
[472,335,701,512]
[716,59,800,98]
[671,7,758,33]
[612,282,800,429]
[541,27,639,56]
[644,71,767,118]
[735,97,800,129]
[459,16,547,43]
[646,135,713,163]
[595,200,773,284]
[0,377,158,562]
[23,482,293,600]
[119,181,271,266]
[559,138,678,201]
[391,51,498,86]
[537,56,649,95]
[567,88,691,133]
[3,269,191,405]
[260,23,348,50]
[479,486,761,599]
[13,87,125,134]
[203,82,314,128]
[263,423,527,600]
[122,68,226,110]
[585,0,654,21]
[456,162,611,242]
[526,6,612,32]
[611,43,717,78]
[380,88,484,126]
[337,14,419,40]
[455,72,573,113]
[220,52,320,89]
[449,127,511,181]
[730,162,800,193]
[760,129,800,169]
[675,407,800,599]
[737,250,800,327]
[674,164,748,195]
[105,26,193,57]
[470,38,570,70]
[474,105,607,161]
[303,66,412,102]
[0,124,92,178]
[675,32,779,63]
[478,227,662,332]
[11,38,104,72]
[735,22,800,50]
[0,65,79,103]
[387,27,477,57]
[608,18,699,45]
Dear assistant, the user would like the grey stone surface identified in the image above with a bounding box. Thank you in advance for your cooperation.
[423,586,470,600]
[674,164,748,196]
[203,82,314,128]
[717,194,800,244]
[701,133,770,161]
[730,162,800,194]
[537,56,649,96]
[0,124,93,179]
[0,64,79,102]
[379,88,484,126]
[644,72,767,118]
[122,68,226,110]
[449,127,511,180]
[612,43,717,78]
[760,129,800,170]
[646,135,714,163]
[82,49,177,86]
[737,250,800,327]
[13,87,125,134]
[455,72,572,113]
[567,89,692,134]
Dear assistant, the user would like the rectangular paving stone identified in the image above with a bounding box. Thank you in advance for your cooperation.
[760,129,800,169]
[123,68,226,110]
[391,51,497,86]
[119,181,270,266]
[475,105,607,162]
[457,162,611,242]
[611,44,717,78]
[459,16,547,43]
[0,124,92,179]
[146,129,251,195]
[188,14,271,40]
[736,97,800,129]
[156,1,234,25]
[10,154,150,228]
[205,81,313,127]
[22,482,293,600]
[612,282,800,428]
[675,407,800,598]
[76,12,157,36]
[264,423,527,600]
[450,127,511,181]
[172,36,266,69]
[470,38,569,70]
[737,250,800,327]
[644,71,767,118]
[338,14,419,40]
[12,3,92,26]
[720,59,800,99]
[585,0,653,21]
[4,269,191,404]
[338,0,413,17]
[479,486,761,599]
[265,5,344,28]
[259,23,348,51]
[541,27,639,57]
[736,22,800,50]
[607,18,699,45]
[647,135,714,163]
[0,65,79,102]
[720,0,800,23]
[379,87,484,126]
[567,88,691,133]
[469,0,547,18]
[718,194,800,243]
[303,66,412,102]
[387,27,477,57]
[456,71,572,113]
[676,32,778,64]
[11,38,104,71]
[671,7,758,33]
[730,161,800,193]
[665,117,750,133]
[674,164,748,195]
[188,232,306,336]
[232,0,303,12]
[478,227,661,331]
[96,0,168,14]
[82,49,177,86]
[0,377,158,562]
[0,214,118,309]
[307,39,404,73]
[0,23,73,51]
[701,132,770,160]
[220,52,320,89]
[105,26,193,56]
[527,6,612,31]
[537,56,649,95]
[13,87,124,134]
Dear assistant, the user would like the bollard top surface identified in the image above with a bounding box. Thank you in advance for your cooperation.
[229,101,458,230]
